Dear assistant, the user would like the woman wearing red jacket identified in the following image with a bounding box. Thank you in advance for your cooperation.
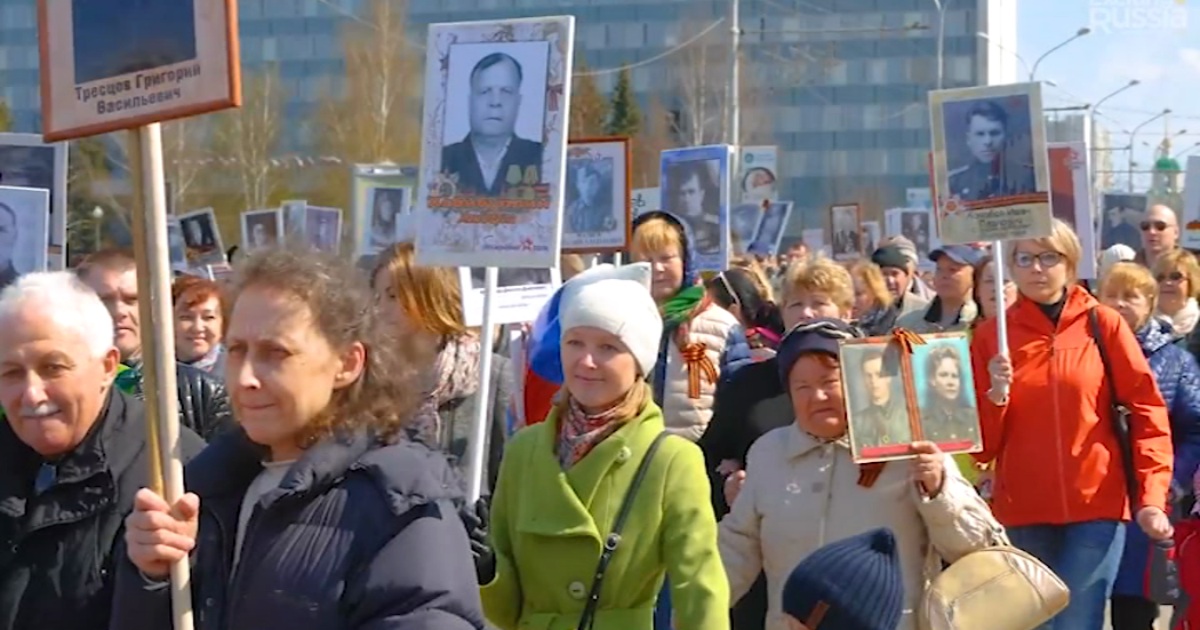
[972,219,1175,630]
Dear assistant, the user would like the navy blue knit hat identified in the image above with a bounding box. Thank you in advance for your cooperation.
[781,528,905,630]
[777,318,860,386]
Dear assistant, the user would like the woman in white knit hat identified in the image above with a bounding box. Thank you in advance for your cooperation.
[463,262,730,630]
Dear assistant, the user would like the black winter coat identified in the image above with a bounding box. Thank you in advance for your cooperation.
[110,427,485,630]
[119,362,234,440]
[0,390,206,630]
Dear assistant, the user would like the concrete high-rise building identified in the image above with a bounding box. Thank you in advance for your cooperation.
[1,0,1017,236]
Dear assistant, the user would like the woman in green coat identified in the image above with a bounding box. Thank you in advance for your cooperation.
[465,262,730,630]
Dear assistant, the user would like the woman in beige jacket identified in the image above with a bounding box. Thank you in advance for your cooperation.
[718,318,1002,630]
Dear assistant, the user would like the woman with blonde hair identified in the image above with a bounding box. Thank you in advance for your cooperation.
[463,263,729,629]
[976,219,1174,629]
[371,242,513,491]
[1152,248,1200,342]
[112,248,484,628]
[848,260,892,333]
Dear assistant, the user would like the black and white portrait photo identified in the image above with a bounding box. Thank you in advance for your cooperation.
[829,204,862,261]
[941,97,1037,203]
[1100,192,1148,250]
[661,149,728,262]
[71,0,198,85]
[0,186,50,290]
[730,203,761,255]
[565,158,614,234]
[562,138,630,252]
[458,266,561,327]
[281,199,306,241]
[901,210,932,261]
[0,134,66,250]
[306,207,342,254]
[439,42,549,199]
[860,221,881,257]
[166,216,187,271]
[365,187,409,254]
[749,201,793,256]
[179,208,224,266]
[241,209,282,252]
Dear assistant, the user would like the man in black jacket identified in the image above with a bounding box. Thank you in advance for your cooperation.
[77,249,233,440]
[0,271,205,630]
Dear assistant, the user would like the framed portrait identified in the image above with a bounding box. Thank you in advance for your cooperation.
[166,215,187,271]
[0,187,51,289]
[899,208,935,263]
[632,187,659,220]
[562,137,631,253]
[281,199,306,242]
[457,266,562,327]
[1048,142,1097,279]
[38,0,241,141]
[929,82,1051,244]
[1185,157,1200,249]
[829,203,862,262]
[178,207,224,266]
[240,208,282,253]
[1099,192,1147,251]
[417,16,575,269]
[729,203,760,256]
[305,206,343,254]
[860,220,881,257]
[351,164,418,265]
[841,333,982,463]
[0,133,69,262]
[360,186,410,256]
[739,145,778,203]
[660,145,733,272]
[749,201,794,257]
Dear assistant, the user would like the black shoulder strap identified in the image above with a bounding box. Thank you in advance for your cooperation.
[577,432,671,630]
[1085,307,1140,510]
[1086,308,1117,400]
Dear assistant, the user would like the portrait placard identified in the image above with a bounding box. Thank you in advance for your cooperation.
[1048,142,1098,279]
[305,206,343,254]
[841,332,981,463]
[0,133,69,262]
[739,145,778,203]
[458,266,561,326]
[281,199,307,243]
[1099,192,1148,250]
[38,0,241,141]
[416,16,575,269]
[240,208,282,253]
[362,186,411,256]
[562,137,630,253]
[351,164,418,265]
[929,82,1052,244]
[749,201,793,257]
[0,186,51,288]
[829,203,862,262]
[1182,157,1200,249]
[632,187,659,219]
[730,203,759,256]
[166,215,187,271]
[860,220,881,256]
[660,145,732,272]
[178,207,224,266]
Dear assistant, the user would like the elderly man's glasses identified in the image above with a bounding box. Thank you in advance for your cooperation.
[1013,251,1063,269]
[1141,220,1169,232]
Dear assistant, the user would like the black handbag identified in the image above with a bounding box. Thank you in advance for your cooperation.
[1086,308,1179,605]
[577,432,671,630]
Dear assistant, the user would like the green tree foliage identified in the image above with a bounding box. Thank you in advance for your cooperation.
[568,59,609,139]
[605,67,642,137]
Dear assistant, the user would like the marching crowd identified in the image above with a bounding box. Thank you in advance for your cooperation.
[1,202,1200,630]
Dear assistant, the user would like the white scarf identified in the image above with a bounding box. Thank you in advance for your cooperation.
[1163,297,1200,336]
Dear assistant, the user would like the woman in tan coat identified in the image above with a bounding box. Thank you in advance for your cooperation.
[719,318,1002,630]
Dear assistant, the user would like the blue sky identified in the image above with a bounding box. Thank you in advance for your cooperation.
[1017,0,1198,187]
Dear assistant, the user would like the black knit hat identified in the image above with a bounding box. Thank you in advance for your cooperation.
[777,318,860,386]
[871,245,910,271]
[782,528,905,630]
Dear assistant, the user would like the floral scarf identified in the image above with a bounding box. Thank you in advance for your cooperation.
[556,383,648,469]
[409,334,482,447]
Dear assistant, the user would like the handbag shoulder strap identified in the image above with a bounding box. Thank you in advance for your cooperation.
[1086,307,1120,403]
[1085,307,1141,510]
[577,431,671,630]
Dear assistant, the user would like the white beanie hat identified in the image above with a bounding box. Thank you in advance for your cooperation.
[559,262,663,376]
[1099,243,1137,279]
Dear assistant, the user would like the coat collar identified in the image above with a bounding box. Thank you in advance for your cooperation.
[784,422,850,460]
[518,402,666,541]
[0,390,143,532]
[1009,284,1098,334]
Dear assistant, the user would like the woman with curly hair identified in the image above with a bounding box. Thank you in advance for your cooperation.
[110,248,485,629]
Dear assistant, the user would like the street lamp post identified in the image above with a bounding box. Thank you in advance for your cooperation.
[1029,27,1090,81]
[1127,108,1171,191]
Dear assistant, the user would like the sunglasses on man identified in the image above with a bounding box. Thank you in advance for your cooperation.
[1141,220,1170,232]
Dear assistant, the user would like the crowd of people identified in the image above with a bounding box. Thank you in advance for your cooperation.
[2,202,1200,630]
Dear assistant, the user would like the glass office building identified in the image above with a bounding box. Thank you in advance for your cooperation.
[0,0,1017,232]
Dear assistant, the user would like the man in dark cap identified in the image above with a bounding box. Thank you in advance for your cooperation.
[895,244,984,334]
[860,245,928,335]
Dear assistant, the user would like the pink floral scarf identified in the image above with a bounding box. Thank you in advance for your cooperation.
[409,335,481,446]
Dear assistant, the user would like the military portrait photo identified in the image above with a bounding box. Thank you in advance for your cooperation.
[662,151,727,259]
[911,335,981,454]
[829,204,862,262]
[71,0,199,85]
[564,158,615,235]
[900,209,932,261]
[179,208,224,266]
[940,96,1038,203]
[841,342,914,463]
[439,42,549,199]
[305,207,342,254]
[241,209,282,253]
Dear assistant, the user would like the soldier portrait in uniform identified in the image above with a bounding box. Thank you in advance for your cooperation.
[664,158,723,256]
[912,335,981,454]
[942,98,1037,202]
[842,342,913,462]
[829,204,862,262]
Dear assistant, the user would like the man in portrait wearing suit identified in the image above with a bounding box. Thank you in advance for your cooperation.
[947,100,1037,202]
[441,52,543,198]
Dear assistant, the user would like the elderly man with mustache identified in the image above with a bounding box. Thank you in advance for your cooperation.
[0,272,204,630]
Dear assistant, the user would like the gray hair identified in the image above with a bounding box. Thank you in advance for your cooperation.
[0,272,115,358]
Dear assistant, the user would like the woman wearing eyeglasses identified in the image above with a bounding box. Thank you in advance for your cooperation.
[1151,249,1200,350]
[973,219,1175,630]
